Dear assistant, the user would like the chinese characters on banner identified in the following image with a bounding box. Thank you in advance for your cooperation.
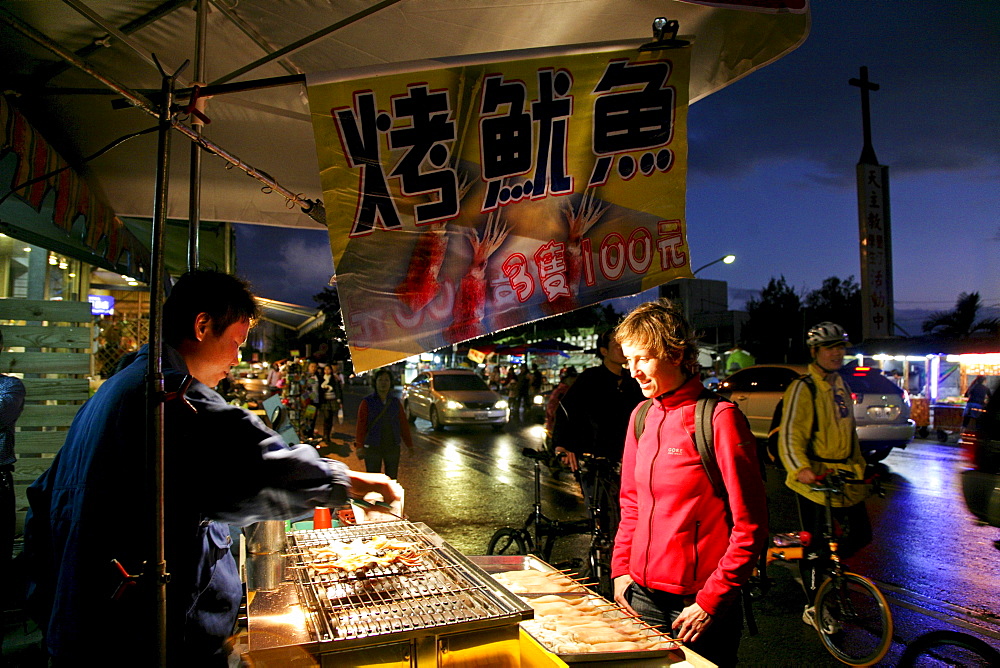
[856,162,894,340]
[308,43,692,372]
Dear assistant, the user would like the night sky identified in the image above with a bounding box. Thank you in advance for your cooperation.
[235,1,999,331]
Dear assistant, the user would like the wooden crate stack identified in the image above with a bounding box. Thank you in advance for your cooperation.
[0,299,91,534]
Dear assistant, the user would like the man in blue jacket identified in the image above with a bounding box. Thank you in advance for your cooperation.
[24,270,399,665]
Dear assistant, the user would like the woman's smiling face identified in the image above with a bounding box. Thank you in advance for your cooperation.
[620,341,685,398]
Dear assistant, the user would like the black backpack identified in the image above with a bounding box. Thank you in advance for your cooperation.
[632,387,765,634]
[765,374,817,468]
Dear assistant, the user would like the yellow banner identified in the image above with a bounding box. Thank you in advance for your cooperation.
[309,44,692,372]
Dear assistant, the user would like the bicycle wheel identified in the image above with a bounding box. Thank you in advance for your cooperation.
[814,572,893,666]
[487,528,528,555]
[897,630,1000,667]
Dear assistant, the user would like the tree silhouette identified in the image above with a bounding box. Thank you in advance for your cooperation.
[804,276,861,343]
[304,285,349,360]
[742,276,804,363]
[921,292,1000,339]
[740,275,862,364]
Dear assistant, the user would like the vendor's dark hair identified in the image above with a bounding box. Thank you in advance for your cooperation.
[163,270,260,346]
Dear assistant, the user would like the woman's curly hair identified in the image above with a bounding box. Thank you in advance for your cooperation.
[614,298,700,376]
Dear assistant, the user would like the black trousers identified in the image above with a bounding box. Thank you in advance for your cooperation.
[796,494,872,603]
[363,445,401,480]
[626,583,744,668]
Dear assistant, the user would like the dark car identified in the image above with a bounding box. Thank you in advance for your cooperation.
[960,391,1000,527]
[717,364,915,463]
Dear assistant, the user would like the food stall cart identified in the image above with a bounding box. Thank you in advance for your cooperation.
[242,519,715,667]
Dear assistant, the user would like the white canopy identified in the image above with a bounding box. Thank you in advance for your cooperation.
[0,1,808,230]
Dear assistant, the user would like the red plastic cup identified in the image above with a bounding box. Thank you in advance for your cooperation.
[313,506,332,530]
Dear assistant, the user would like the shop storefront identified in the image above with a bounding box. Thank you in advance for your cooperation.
[862,350,1000,441]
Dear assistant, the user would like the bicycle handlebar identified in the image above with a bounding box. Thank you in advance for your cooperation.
[521,447,550,461]
[811,469,882,494]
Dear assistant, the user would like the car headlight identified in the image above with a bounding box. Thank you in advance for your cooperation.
[444,400,464,411]
[533,394,545,405]
[495,399,509,410]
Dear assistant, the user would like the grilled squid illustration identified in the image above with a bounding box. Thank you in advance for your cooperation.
[395,176,474,313]
[445,211,510,343]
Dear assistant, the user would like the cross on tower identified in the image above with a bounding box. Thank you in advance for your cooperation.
[849,66,880,164]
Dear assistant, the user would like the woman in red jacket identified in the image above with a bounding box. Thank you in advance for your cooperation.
[612,299,768,668]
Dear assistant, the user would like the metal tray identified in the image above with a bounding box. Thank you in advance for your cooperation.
[468,555,680,662]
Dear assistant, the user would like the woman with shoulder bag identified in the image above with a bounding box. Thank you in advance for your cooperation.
[354,369,413,479]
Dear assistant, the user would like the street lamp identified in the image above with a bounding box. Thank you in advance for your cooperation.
[693,254,736,275]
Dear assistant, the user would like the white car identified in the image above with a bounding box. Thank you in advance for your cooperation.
[718,364,915,463]
[403,369,509,431]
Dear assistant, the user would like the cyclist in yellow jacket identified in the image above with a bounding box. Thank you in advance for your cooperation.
[778,322,871,631]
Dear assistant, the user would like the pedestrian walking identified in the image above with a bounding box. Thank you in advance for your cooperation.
[316,364,344,440]
[964,374,992,427]
[355,368,413,480]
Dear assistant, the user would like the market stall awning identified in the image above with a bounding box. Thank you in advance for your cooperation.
[256,297,323,334]
[0,96,149,278]
[0,1,809,231]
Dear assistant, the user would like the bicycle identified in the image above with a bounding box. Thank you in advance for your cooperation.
[486,448,618,599]
[764,470,893,666]
[897,629,1000,667]
[574,453,620,600]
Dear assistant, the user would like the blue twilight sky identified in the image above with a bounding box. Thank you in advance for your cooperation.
[236,0,1000,325]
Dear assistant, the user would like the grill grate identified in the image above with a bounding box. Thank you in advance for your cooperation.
[286,520,523,642]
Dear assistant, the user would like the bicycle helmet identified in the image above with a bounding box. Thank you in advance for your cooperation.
[806,321,851,348]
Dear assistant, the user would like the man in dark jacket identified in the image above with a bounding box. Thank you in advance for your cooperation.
[24,270,399,665]
[553,330,644,537]
[553,330,644,469]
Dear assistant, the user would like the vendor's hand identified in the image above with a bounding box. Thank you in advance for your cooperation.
[347,470,403,505]
[797,467,819,485]
[672,601,712,644]
[555,446,579,472]
[613,575,637,616]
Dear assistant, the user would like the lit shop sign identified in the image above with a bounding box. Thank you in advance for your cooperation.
[88,294,115,315]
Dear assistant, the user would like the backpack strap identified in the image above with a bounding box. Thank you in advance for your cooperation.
[797,374,820,461]
[633,398,654,441]
[633,390,729,499]
[694,388,726,499]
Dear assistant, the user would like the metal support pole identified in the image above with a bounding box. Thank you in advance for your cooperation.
[148,54,187,667]
[188,0,208,271]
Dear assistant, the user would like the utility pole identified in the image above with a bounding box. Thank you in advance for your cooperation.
[850,66,894,341]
